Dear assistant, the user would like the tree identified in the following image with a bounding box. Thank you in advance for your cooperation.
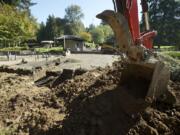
[0,0,36,12]
[90,27,104,44]
[64,21,85,35]
[0,0,20,6]
[64,5,84,23]
[87,24,95,32]
[98,25,113,42]
[45,15,58,40]
[36,16,66,41]
[0,4,38,46]
[64,5,85,35]
[56,17,66,35]
[37,22,46,42]
[143,0,180,47]
[79,32,92,42]
[89,24,114,44]
[36,4,85,40]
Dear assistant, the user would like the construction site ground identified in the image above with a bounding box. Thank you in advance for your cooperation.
[0,54,179,135]
[0,54,118,70]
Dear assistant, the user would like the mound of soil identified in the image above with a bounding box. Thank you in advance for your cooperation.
[52,62,180,135]
[0,60,179,135]
[0,73,64,135]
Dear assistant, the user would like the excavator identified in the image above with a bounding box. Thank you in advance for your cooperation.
[97,0,170,113]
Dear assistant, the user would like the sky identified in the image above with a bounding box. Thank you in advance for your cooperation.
[31,0,142,27]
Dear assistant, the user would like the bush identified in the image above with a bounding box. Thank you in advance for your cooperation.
[84,42,96,48]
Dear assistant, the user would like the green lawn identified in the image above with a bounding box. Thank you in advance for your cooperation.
[0,47,63,54]
[0,47,28,52]
[154,45,176,50]
[34,47,63,53]
[164,51,180,59]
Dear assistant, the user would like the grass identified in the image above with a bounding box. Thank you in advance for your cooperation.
[0,47,28,52]
[34,47,63,53]
[0,47,63,54]
[164,51,180,59]
[154,45,176,50]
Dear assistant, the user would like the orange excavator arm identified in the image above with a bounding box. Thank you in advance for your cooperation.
[114,0,157,49]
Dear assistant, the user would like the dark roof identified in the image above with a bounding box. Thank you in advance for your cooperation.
[55,35,84,41]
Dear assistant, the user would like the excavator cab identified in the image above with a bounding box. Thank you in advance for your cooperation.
[97,0,170,114]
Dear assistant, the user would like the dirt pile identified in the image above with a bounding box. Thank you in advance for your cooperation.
[0,73,65,135]
[51,62,180,135]
[0,65,33,75]
[0,60,179,135]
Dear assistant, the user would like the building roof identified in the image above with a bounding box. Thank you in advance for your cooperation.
[55,35,84,41]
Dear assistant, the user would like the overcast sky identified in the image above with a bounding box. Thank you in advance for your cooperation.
[31,0,142,27]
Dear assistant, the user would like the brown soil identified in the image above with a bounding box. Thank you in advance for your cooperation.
[0,73,65,134]
[55,63,180,135]
[0,61,179,135]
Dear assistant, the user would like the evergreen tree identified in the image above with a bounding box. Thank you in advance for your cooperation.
[36,16,66,41]
[37,22,46,42]
[143,0,180,47]
[55,17,66,36]
[45,15,58,40]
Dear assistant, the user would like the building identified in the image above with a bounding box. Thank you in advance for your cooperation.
[55,35,85,52]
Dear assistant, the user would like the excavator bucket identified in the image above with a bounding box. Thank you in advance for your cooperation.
[119,61,170,113]
[97,10,170,114]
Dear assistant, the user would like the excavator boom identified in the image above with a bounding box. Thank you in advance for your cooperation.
[114,0,157,49]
